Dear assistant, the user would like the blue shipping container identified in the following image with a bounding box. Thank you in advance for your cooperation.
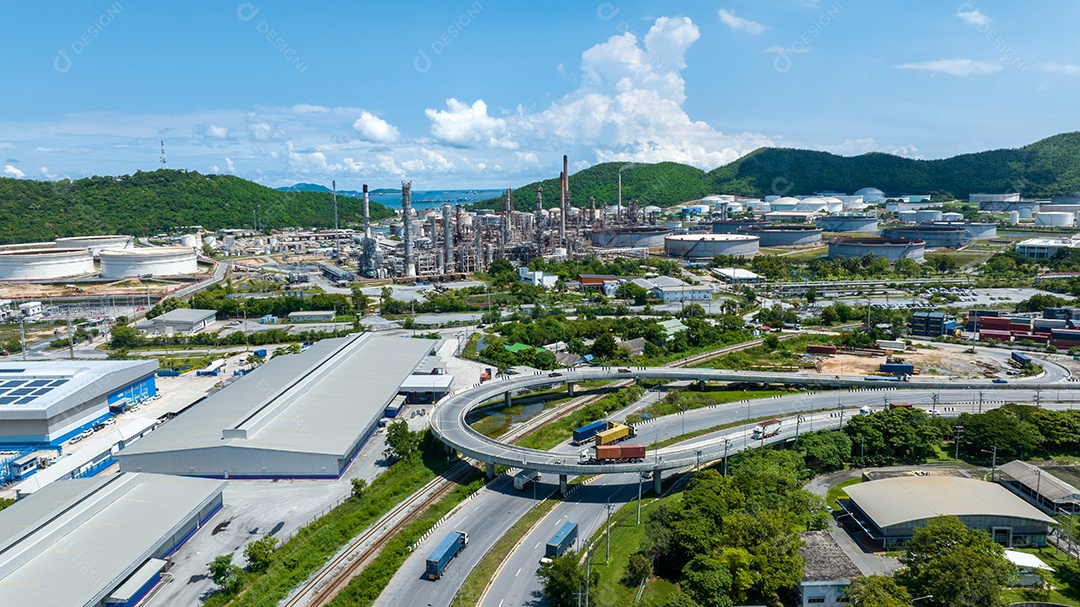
[254,349,267,358]
[572,421,609,445]
[880,363,914,374]
[426,532,467,580]
[1011,351,1033,366]
[546,521,578,558]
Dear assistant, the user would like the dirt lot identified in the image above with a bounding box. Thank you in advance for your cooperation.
[816,347,1003,378]
[0,277,194,300]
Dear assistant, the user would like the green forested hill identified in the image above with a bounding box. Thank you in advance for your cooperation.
[0,169,393,244]
[477,132,1080,209]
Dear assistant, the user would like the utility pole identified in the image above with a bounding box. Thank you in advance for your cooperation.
[605,499,614,563]
[637,472,643,525]
[931,392,939,416]
[983,445,998,482]
[585,541,592,607]
[954,425,964,460]
[978,390,984,414]
[19,315,26,361]
[66,317,74,360]
[723,438,730,477]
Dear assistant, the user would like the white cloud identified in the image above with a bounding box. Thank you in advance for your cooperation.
[956,6,991,27]
[3,165,25,178]
[39,166,57,179]
[352,111,400,144]
[764,45,809,55]
[205,124,229,138]
[718,8,765,35]
[225,157,236,173]
[425,99,516,149]
[1040,62,1080,75]
[894,58,1001,76]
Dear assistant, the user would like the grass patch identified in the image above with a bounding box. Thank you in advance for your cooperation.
[155,354,214,372]
[205,435,462,607]
[630,387,797,423]
[467,381,616,439]
[517,385,645,451]
[693,333,837,370]
[326,475,486,607]
[825,478,861,512]
[457,495,561,606]
[1000,546,1080,607]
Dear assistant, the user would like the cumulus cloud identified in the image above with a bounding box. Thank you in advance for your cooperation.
[205,124,229,138]
[718,8,766,35]
[425,99,516,149]
[894,58,1001,76]
[3,164,25,178]
[352,111,400,144]
[1040,62,1080,75]
[225,158,236,173]
[956,6,991,27]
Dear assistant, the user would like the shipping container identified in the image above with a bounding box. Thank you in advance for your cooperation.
[253,348,267,358]
[806,344,838,355]
[876,339,907,351]
[572,420,610,445]
[581,443,647,464]
[426,531,469,580]
[595,423,634,446]
[546,522,578,558]
[513,469,541,490]
[880,362,915,375]
[1011,351,1033,366]
[752,419,782,440]
[595,444,624,460]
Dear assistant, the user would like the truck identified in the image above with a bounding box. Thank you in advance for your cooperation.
[751,419,782,441]
[479,368,492,383]
[513,469,541,490]
[595,423,636,446]
[425,531,469,580]
[545,521,578,559]
[572,420,611,445]
[579,443,647,464]
[1011,351,1033,367]
[253,348,267,358]
[887,402,912,409]
[879,362,915,375]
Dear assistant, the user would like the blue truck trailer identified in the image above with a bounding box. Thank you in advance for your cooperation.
[425,531,469,580]
[879,362,914,375]
[1011,351,1033,366]
[572,421,610,445]
[545,521,578,558]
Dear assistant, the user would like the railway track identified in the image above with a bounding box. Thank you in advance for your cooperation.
[664,332,799,368]
[283,461,478,607]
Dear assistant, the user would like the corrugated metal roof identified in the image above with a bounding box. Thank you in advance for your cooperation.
[0,472,225,607]
[1000,460,1080,504]
[154,308,216,323]
[846,476,1055,530]
[0,360,157,417]
[116,334,431,458]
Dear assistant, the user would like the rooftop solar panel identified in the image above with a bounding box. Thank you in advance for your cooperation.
[28,380,50,387]
[2,380,25,388]
[14,397,35,405]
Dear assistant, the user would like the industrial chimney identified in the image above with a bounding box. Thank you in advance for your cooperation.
[363,184,371,238]
[442,202,453,272]
[402,181,415,277]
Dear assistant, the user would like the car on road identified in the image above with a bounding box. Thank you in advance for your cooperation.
[617,368,631,374]
[993,378,1008,384]
[548,372,562,377]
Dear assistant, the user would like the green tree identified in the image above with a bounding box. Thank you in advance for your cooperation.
[108,324,145,350]
[762,334,780,350]
[209,553,243,594]
[897,516,1014,607]
[1,338,21,354]
[538,551,596,607]
[385,420,420,460]
[680,554,734,607]
[805,286,817,304]
[957,405,1043,459]
[589,331,620,359]
[616,281,650,305]
[627,552,651,584]
[350,286,371,315]
[661,590,703,607]
[243,535,278,573]
[845,575,911,607]
[350,477,367,500]
[797,430,853,473]
[681,303,706,318]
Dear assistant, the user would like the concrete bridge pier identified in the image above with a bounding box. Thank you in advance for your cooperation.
[559,474,568,494]
[567,382,575,396]
[698,379,706,390]
[486,461,495,480]
[653,469,662,494]
[504,391,512,407]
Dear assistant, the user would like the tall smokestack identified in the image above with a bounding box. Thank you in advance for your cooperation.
[617,172,622,221]
[536,185,543,215]
[589,196,596,225]
[363,184,371,238]
[560,155,568,245]
[402,180,415,277]
[443,202,453,273]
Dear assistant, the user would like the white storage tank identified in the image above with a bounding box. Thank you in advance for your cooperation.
[664,234,759,259]
[1009,211,1020,225]
[180,234,201,249]
[770,197,799,211]
[898,210,918,223]
[1018,207,1033,219]
[915,209,943,223]
[941,212,964,221]
[100,247,198,278]
[0,248,95,281]
[1035,212,1075,227]
[54,235,133,256]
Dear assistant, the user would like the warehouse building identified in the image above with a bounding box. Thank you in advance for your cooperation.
[1015,236,1080,259]
[843,476,1055,548]
[288,310,336,322]
[116,333,434,478]
[629,276,713,302]
[0,472,225,607]
[136,308,216,334]
[999,461,1080,514]
[0,360,158,447]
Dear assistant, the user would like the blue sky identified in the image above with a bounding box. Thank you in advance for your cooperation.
[2,1,1080,190]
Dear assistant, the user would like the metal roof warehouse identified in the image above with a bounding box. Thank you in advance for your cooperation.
[843,476,1055,549]
[115,333,434,478]
[0,472,225,607]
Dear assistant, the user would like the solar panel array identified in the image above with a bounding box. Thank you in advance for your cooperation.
[0,378,69,406]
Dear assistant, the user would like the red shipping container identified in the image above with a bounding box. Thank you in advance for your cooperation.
[807,345,838,354]
[980,330,1012,341]
[620,444,647,460]
[980,317,1011,329]
[595,445,623,460]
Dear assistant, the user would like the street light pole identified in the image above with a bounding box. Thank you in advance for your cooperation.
[605,499,614,563]
[910,595,933,606]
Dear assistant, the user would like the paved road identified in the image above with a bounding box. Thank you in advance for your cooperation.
[431,365,1078,477]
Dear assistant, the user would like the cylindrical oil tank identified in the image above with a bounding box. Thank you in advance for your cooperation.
[664,234,759,258]
[815,215,878,232]
[0,248,95,280]
[737,224,823,247]
[590,226,671,248]
[54,235,133,256]
[898,210,918,223]
[100,247,198,278]
[1035,212,1075,226]
[828,237,926,263]
[711,220,771,234]
[881,225,969,248]
[930,221,997,239]
[1009,211,1020,225]
[795,197,827,212]
[941,212,964,221]
[915,209,943,223]
[770,197,799,211]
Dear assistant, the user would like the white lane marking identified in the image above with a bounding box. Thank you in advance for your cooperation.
[534,540,542,549]
[516,567,522,576]
[498,600,504,607]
